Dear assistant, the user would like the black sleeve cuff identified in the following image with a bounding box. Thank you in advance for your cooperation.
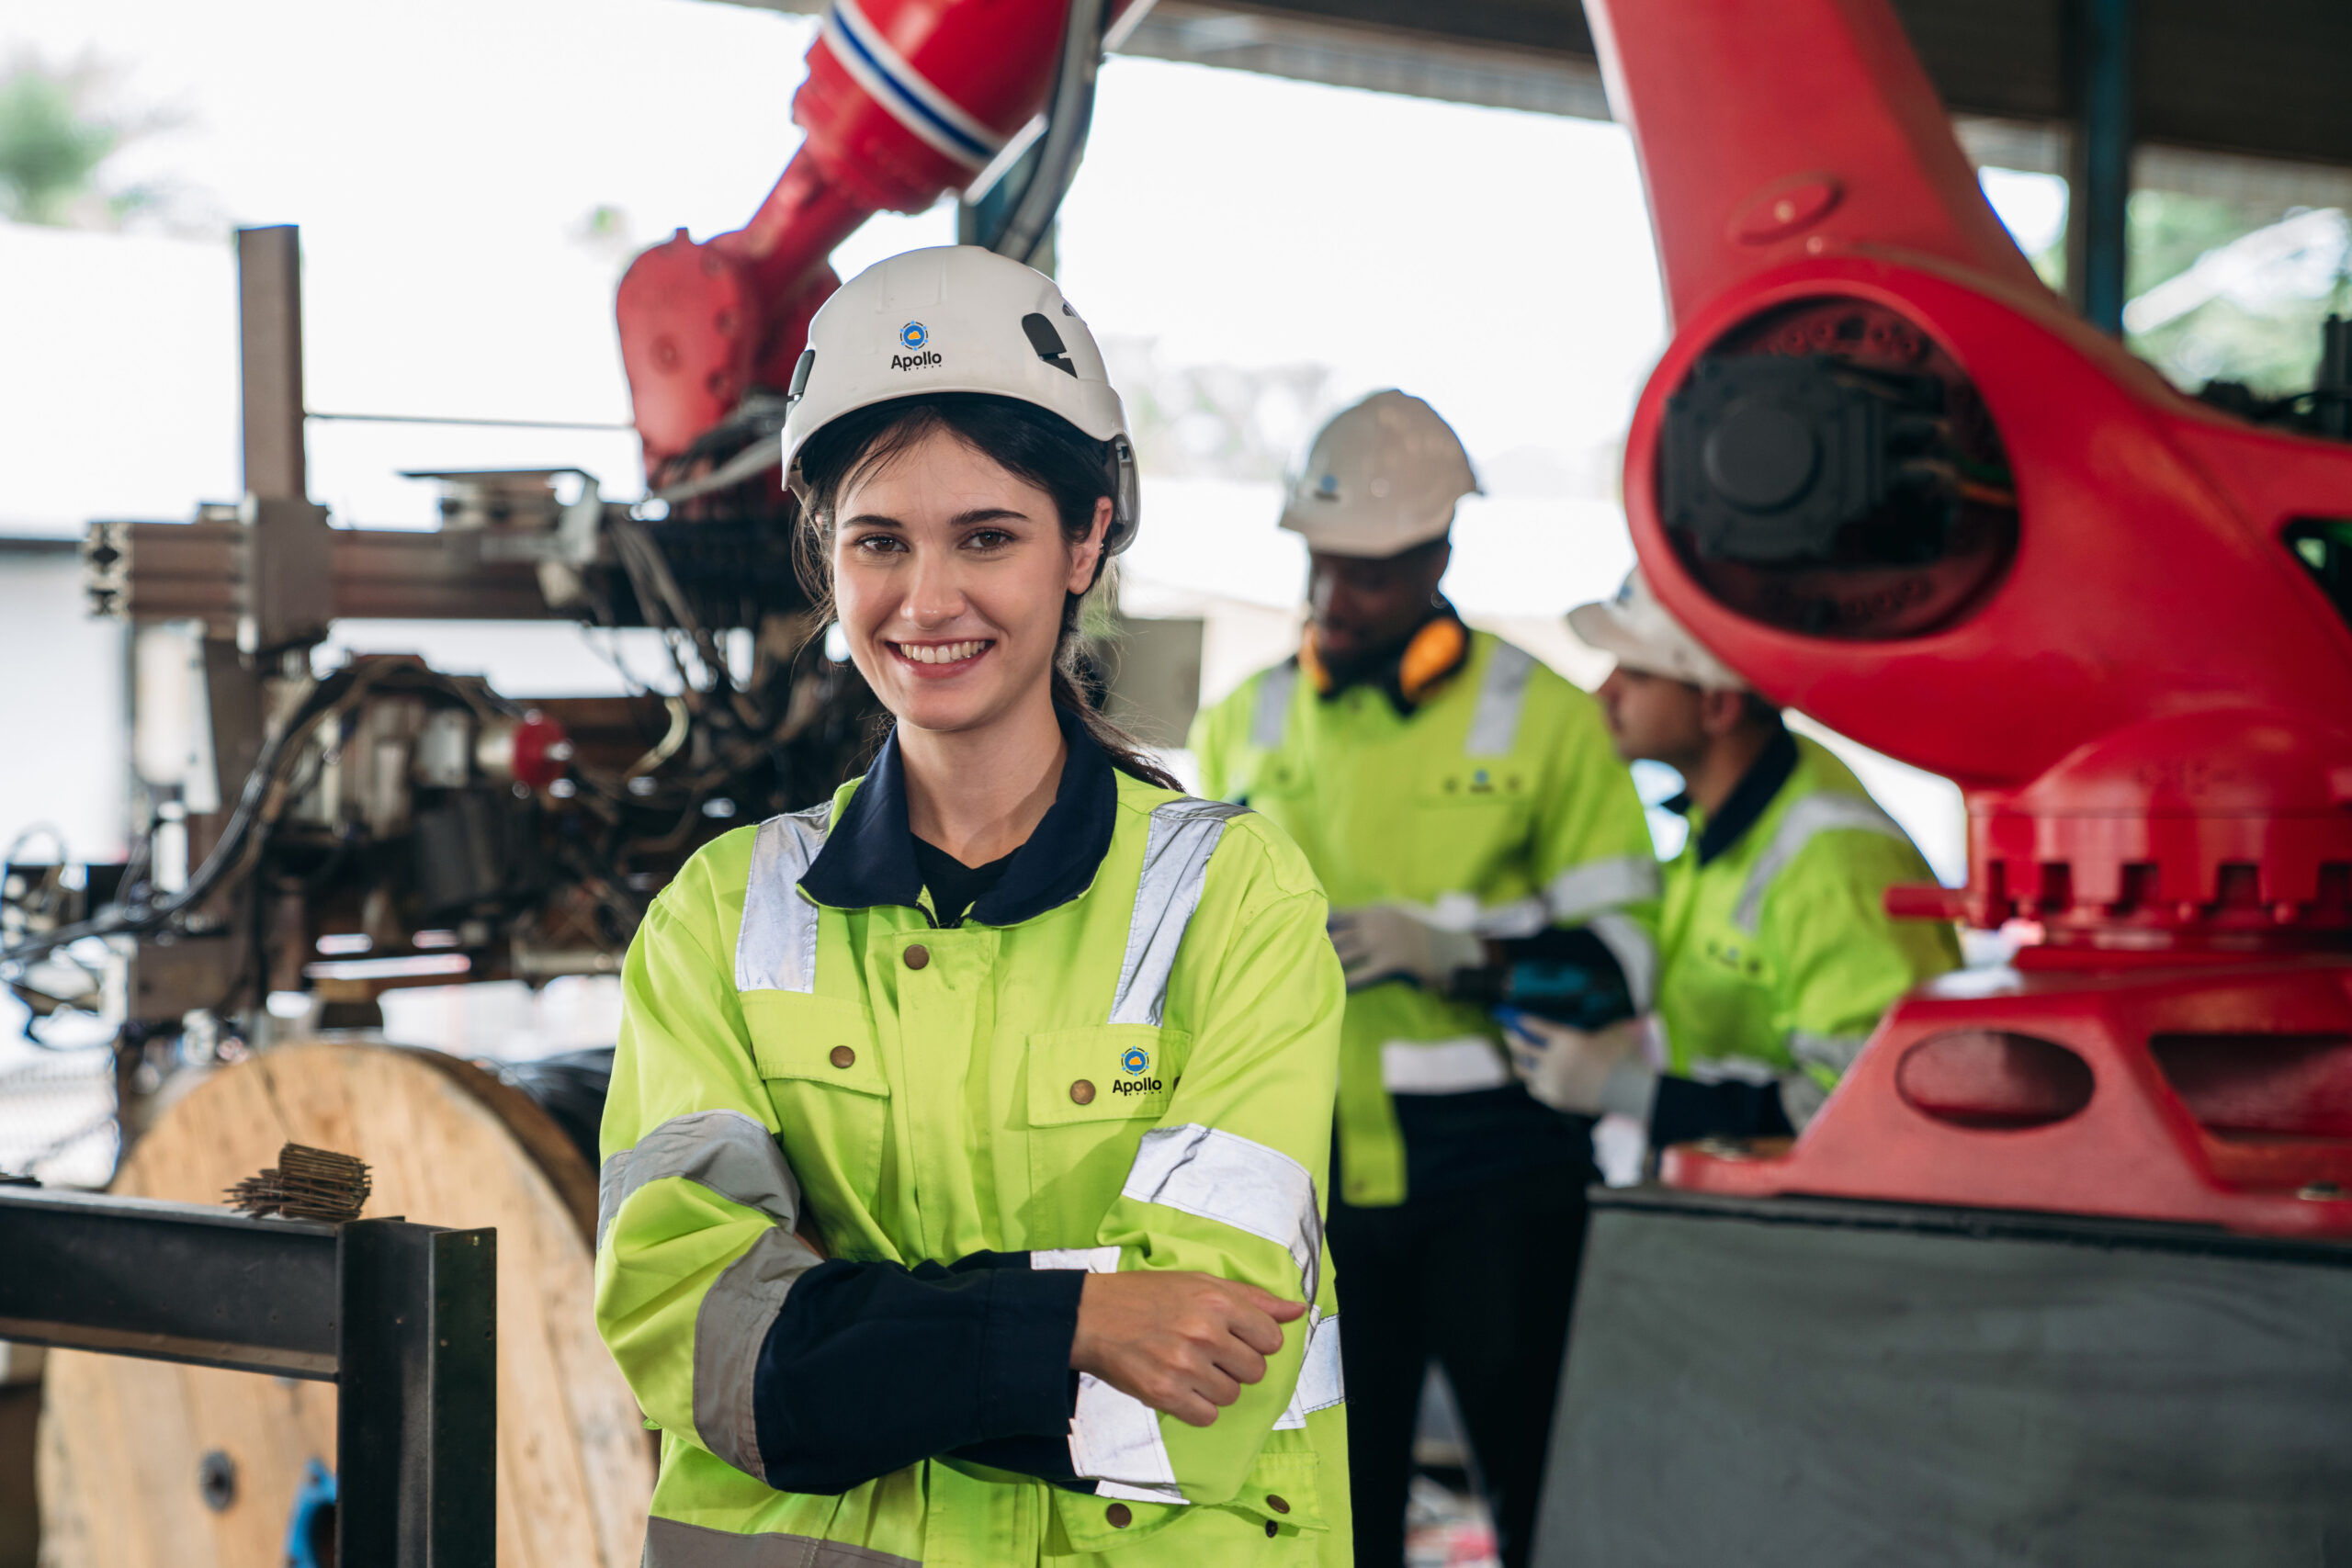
[979,1265,1085,1438]
[752,1254,1084,1495]
[1647,1074,1797,1150]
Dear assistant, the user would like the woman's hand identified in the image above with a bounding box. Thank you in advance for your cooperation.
[1070,1271,1307,1427]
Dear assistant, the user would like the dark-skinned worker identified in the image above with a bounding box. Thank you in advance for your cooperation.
[595,246,1350,1566]
[1189,391,1657,1568]
[1504,570,1959,1146]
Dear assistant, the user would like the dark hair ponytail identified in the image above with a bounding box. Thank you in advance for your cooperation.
[794,392,1182,791]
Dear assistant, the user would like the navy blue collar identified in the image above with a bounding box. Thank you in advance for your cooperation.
[797,705,1119,926]
[1667,721,1797,867]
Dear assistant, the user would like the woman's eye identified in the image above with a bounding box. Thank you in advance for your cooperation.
[850,533,907,555]
[966,529,1015,551]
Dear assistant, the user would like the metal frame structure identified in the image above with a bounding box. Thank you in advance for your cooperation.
[0,1184,494,1567]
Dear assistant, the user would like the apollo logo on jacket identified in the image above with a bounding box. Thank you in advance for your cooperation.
[1113,1044,1164,1098]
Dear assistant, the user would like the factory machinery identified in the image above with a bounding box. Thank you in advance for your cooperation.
[6,0,2352,1560]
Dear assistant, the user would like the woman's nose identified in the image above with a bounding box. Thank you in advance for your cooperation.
[899,548,967,626]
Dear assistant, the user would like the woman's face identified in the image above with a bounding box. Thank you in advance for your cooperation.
[831,423,1109,739]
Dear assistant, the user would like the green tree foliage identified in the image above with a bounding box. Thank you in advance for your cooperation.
[2125,188,2347,397]
[0,56,159,229]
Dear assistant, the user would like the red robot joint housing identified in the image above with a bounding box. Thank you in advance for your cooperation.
[1589,0,2352,1235]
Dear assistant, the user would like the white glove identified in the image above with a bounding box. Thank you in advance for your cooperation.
[1327,905,1484,991]
[1502,1011,1658,1119]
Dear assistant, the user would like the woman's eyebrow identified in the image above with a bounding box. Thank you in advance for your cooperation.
[839,513,906,530]
[951,507,1030,526]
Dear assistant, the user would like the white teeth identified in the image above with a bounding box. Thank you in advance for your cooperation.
[898,640,987,665]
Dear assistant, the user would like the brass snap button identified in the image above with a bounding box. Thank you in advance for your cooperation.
[1264,1519,1280,1538]
[1104,1503,1132,1529]
[904,944,930,970]
[1069,1079,1096,1106]
[1266,1495,1290,1514]
[829,1045,855,1069]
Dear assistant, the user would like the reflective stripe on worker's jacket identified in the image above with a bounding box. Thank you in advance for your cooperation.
[1657,730,1962,1129]
[1191,630,1658,1207]
[595,712,1350,1566]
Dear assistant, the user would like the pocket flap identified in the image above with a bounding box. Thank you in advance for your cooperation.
[1027,1026,1182,1126]
[744,992,888,1098]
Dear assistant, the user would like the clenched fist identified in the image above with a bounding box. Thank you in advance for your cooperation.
[1070,1270,1306,1427]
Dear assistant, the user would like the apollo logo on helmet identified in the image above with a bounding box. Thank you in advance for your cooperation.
[891,320,940,372]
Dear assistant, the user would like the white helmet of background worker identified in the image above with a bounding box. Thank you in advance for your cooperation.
[1567,568,1750,691]
[779,244,1140,550]
[1278,389,1482,558]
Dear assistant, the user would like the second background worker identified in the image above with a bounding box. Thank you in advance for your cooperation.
[1191,392,1657,1568]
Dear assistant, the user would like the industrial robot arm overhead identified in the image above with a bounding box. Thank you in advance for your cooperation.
[617,0,1142,491]
[1588,0,2352,1233]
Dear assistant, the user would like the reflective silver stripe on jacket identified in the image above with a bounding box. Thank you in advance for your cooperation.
[1731,793,1911,931]
[643,1516,920,1567]
[695,1225,824,1481]
[1379,1037,1511,1095]
[1464,640,1537,754]
[596,1110,803,1251]
[1251,661,1299,751]
[1272,1310,1345,1429]
[598,1111,820,1481]
[1070,1372,1187,1504]
[1789,1030,1872,1077]
[1120,1122,1322,1303]
[1108,799,1249,1028]
[1586,910,1659,1012]
[1031,1245,1121,1274]
[1545,854,1661,923]
[1033,1247,1185,1503]
[734,802,832,994]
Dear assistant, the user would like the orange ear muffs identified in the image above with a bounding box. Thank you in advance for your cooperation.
[1299,626,1335,694]
[1398,616,1468,702]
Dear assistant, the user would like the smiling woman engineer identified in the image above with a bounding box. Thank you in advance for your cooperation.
[594,246,1351,1566]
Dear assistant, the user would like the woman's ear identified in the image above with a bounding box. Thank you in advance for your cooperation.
[1066,497,1114,594]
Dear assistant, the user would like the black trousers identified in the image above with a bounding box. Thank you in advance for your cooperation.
[1326,1164,1592,1568]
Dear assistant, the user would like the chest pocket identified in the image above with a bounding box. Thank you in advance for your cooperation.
[1025,1025,1185,1238]
[1409,761,1533,892]
[744,992,889,1238]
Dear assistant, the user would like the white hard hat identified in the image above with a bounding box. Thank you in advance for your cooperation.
[1278,390,1480,559]
[780,245,1139,552]
[1567,570,1749,691]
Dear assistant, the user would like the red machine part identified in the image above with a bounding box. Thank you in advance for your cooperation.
[1589,0,2352,1230]
[480,711,573,791]
[617,0,1108,477]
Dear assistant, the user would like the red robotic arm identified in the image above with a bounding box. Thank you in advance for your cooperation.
[1591,0,2352,1232]
[617,0,1114,479]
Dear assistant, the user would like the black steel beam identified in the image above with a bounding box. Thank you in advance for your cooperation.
[0,1185,342,1377]
[337,1221,498,1566]
[0,1185,497,1568]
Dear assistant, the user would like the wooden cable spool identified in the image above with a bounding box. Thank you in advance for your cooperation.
[36,1041,652,1567]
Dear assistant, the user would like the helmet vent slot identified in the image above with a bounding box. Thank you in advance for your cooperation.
[1022,313,1078,377]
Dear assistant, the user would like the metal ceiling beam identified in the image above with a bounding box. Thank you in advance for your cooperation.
[718,0,2352,173]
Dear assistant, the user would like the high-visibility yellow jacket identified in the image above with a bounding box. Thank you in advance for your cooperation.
[1652,729,1962,1135]
[596,716,1350,1566]
[1191,630,1658,1207]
